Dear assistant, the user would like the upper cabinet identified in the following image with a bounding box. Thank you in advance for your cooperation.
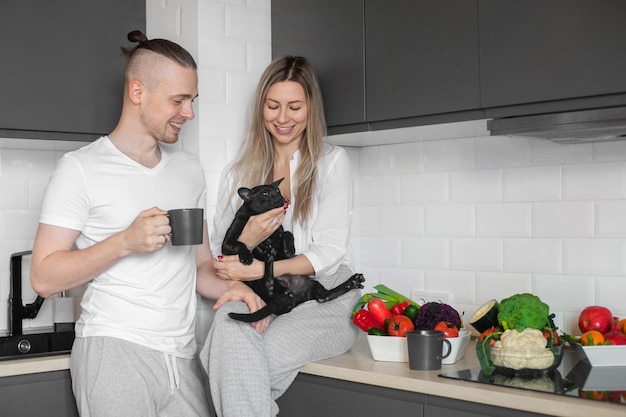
[365,0,481,127]
[271,0,626,136]
[480,0,626,118]
[0,0,145,141]
[272,0,366,133]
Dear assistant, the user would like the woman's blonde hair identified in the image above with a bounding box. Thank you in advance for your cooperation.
[232,56,327,224]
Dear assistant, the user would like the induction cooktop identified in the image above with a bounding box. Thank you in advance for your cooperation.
[439,349,626,406]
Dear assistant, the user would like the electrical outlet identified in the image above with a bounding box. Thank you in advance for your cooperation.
[410,290,451,305]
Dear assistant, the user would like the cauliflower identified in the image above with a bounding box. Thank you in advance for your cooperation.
[495,328,547,349]
[491,329,554,370]
[497,293,549,331]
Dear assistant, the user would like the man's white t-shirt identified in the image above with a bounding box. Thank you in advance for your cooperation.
[39,136,207,358]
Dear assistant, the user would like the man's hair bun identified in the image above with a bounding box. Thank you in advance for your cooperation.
[127,30,149,44]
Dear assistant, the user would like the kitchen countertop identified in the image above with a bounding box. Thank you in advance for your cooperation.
[0,354,70,378]
[300,334,625,417]
[1,335,624,417]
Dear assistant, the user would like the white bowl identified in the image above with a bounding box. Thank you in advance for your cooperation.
[366,335,408,362]
[442,329,471,365]
[572,342,626,367]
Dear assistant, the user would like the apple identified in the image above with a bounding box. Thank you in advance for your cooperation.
[579,305,613,334]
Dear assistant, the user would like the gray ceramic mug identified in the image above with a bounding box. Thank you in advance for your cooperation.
[407,329,452,371]
[168,208,203,246]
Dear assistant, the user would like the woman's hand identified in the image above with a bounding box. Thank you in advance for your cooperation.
[213,255,264,282]
[238,206,286,250]
[213,281,270,333]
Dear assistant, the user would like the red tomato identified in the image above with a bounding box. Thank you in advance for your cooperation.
[387,315,415,337]
[478,326,500,346]
[434,321,459,338]
[542,328,560,346]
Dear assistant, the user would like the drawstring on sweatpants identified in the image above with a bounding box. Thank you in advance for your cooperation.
[163,353,180,394]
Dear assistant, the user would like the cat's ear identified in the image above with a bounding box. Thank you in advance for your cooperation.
[272,178,284,187]
[238,187,252,202]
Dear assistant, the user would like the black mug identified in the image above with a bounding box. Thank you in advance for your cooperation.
[168,208,203,246]
[407,329,452,371]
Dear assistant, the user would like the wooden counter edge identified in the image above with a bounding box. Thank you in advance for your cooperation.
[0,354,71,378]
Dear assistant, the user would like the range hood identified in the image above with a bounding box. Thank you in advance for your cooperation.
[487,106,626,144]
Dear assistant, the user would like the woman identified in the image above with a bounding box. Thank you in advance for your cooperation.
[200,56,360,416]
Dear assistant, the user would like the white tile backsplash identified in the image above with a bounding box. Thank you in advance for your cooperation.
[474,135,531,168]
[595,200,626,236]
[450,169,502,203]
[563,162,626,200]
[450,238,502,271]
[532,201,594,237]
[423,137,474,171]
[502,165,562,201]
[352,128,626,334]
[378,205,424,238]
[504,238,563,273]
[563,238,626,275]
[475,203,531,237]
[400,172,449,204]
[475,272,532,302]
[424,204,474,236]
[401,238,449,269]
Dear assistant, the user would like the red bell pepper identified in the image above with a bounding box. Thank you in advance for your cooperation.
[367,298,393,326]
[352,308,385,332]
[391,300,411,316]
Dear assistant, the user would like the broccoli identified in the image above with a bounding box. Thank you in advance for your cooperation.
[497,293,549,332]
[414,302,462,330]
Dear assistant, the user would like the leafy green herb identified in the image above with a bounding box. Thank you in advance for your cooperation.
[476,332,502,375]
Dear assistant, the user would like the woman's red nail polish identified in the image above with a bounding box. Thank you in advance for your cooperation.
[218,255,223,261]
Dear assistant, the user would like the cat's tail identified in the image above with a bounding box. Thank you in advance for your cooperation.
[227,293,296,323]
[228,306,272,323]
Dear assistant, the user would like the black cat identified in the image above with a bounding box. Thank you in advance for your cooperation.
[221,178,365,322]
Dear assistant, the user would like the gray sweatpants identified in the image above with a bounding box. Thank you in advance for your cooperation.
[200,265,360,417]
[71,336,211,417]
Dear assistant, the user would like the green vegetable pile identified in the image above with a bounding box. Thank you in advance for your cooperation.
[351,285,420,336]
[474,293,559,375]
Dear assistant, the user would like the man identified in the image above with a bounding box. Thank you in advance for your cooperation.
[30,30,229,417]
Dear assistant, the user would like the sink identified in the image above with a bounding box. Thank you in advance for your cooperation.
[0,330,75,360]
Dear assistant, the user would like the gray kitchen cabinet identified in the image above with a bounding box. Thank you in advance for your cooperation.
[0,0,145,142]
[425,396,549,417]
[272,0,626,136]
[272,0,483,134]
[277,373,551,417]
[0,370,78,417]
[276,373,425,416]
[365,0,483,129]
[479,0,626,118]
[272,0,366,134]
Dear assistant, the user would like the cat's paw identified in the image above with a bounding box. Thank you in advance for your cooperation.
[348,273,366,289]
[239,253,254,265]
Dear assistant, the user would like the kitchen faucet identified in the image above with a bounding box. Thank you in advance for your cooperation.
[8,250,45,336]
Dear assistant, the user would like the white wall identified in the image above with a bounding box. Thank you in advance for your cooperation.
[1,1,626,339]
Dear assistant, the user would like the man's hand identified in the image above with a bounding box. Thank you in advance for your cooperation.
[121,207,171,254]
[214,281,270,333]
